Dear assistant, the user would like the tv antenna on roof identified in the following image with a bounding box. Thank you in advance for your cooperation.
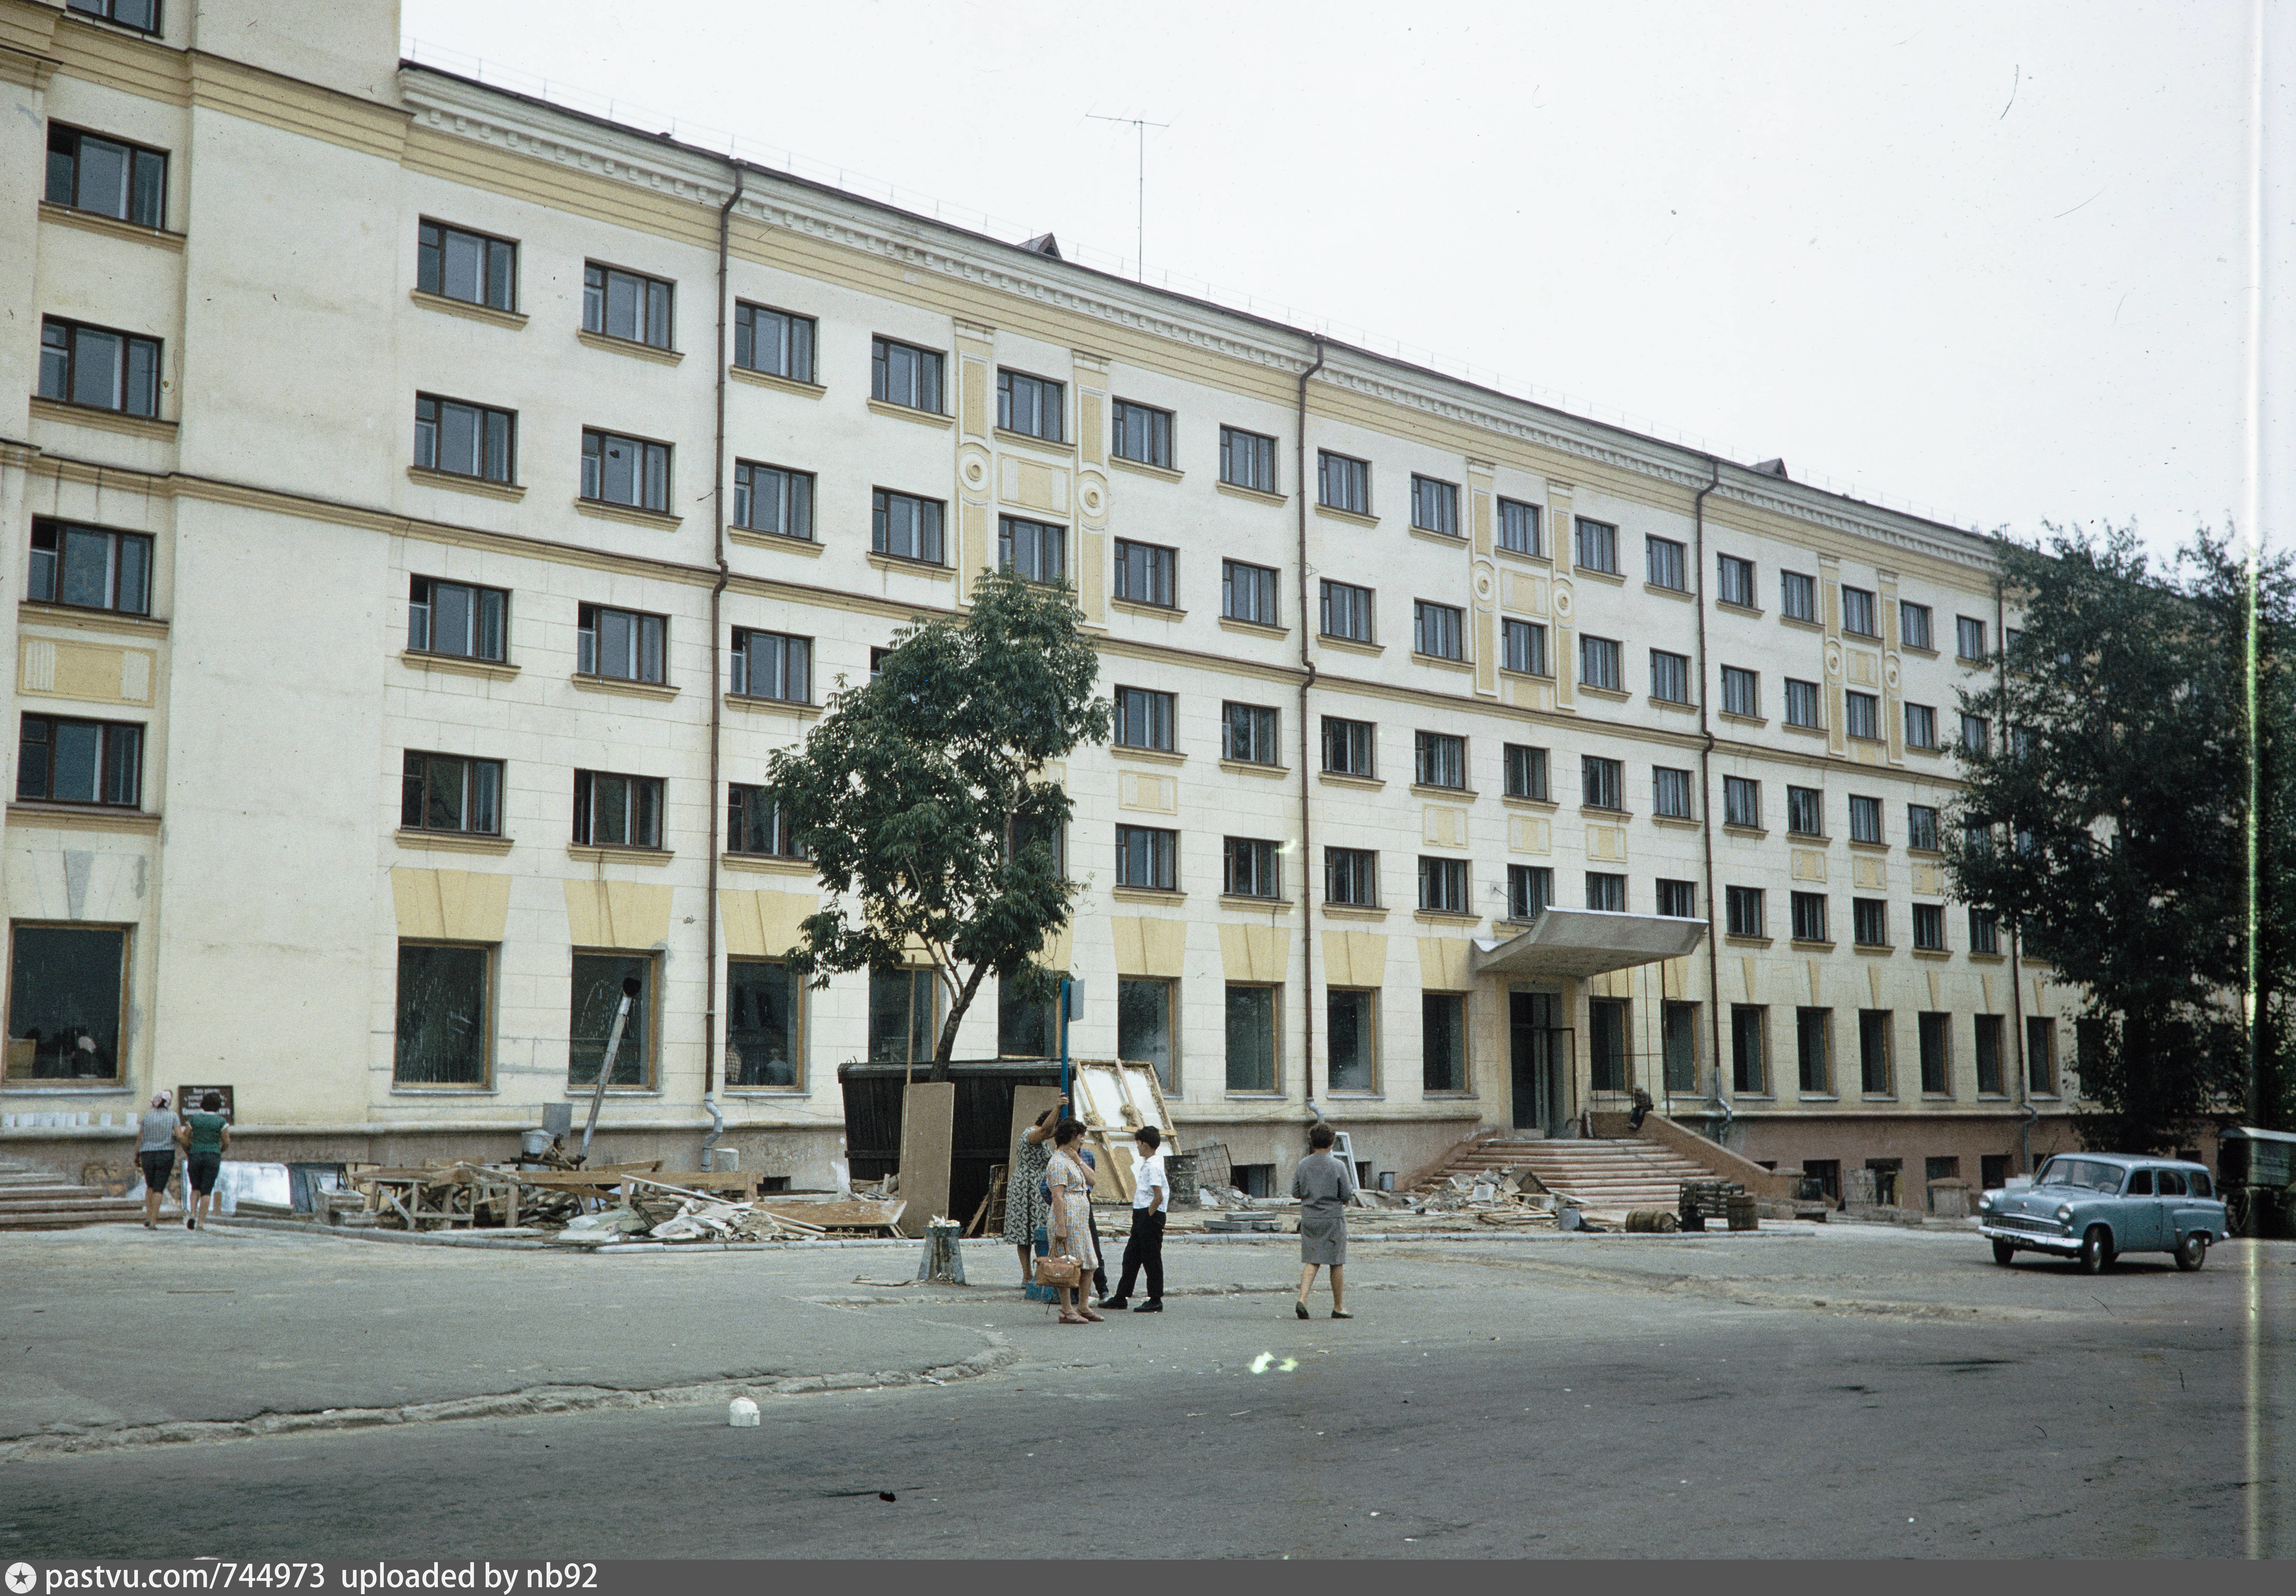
[1086,112,1170,282]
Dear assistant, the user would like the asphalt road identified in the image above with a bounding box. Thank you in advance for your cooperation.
[3,1224,2290,1559]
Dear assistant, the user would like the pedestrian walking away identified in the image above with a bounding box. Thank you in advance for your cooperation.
[1293,1122,1357,1319]
[1100,1123,1169,1312]
[1043,1119,1103,1324]
[1005,1097,1064,1288]
[177,1092,230,1231]
[136,1091,180,1230]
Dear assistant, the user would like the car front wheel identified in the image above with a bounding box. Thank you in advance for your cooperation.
[2077,1225,2113,1274]
[2175,1231,2208,1272]
[1992,1239,2016,1266]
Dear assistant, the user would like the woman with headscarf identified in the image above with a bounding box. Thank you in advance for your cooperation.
[136,1090,179,1230]
[1044,1118,1104,1324]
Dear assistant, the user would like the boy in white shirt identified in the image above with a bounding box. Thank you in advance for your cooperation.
[1099,1125,1170,1313]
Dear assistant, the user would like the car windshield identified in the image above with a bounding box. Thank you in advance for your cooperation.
[2036,1157,2124,1193]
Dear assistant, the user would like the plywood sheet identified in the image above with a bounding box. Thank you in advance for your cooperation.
[896,1080,955,1238]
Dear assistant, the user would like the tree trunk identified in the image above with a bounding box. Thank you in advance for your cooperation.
[927,965,991,1083]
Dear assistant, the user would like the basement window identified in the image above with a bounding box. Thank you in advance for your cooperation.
[5,923,127,1083]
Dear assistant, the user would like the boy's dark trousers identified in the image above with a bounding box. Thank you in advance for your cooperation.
[1113,1209,1166,1301]
[1088,1208,1108,1296]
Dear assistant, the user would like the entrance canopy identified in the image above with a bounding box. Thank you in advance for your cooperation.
[1472,908,1707,982]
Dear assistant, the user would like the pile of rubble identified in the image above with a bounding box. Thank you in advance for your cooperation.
[324,1162,904,1246]
[1383,1169,1565,1229]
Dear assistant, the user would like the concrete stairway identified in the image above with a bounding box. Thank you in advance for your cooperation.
[0,1159,148,1231]
[1411,1134,1726,1215]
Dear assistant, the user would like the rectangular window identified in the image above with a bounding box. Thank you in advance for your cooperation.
[1653,766,1693,820]
[400,751,502,836]
[1649,649,1691,704]
[1508,864,1552,920]
[1796,1007,1832,1093]
[39,317,159,417]
[1501,618,1548,675]
[46,124,166,227]
[871,337,945,413]
[576,604,666,683]
[1585,872,1626,913]
[1327,988,1378,1091]
[1118,977,1176,1091]
[1574,518,1619,574]
[1725,885,1765,938]
[16,715,140,807]
[1731,1005,1767,1093]
[1220,426,1277,493]
[572,770,663,849]
[1790,891,1828,943]
[1956,615,1988,660]
[1410,474,1459,536]
[63,1,159,32]
[1318,451,1370,514]
[2026,1017,2057,1095]
[417,219,515,311]
[1859,1010,1893,1094]
[1841,585,1878,638]
[872,489,946,564]
[997,975,1059,1061]
[1579,635,1623,691]
[1975,1014,2006,1094]
[727,784,804,858]
[408,576,508,663]
[1781,569,1817,622]
[1907,804,1940,851]
[1222,702,1280,765]
[1112,539,1177,609]
[1911,903,1945,951]
[1413,600,1464,660]
[1848,794,1883,844]
[733,302,815,383]
[868,968,938,1065]
[583,262,673,348]
[1498,498,1542,555]
[1222,560,1280,625]
[1423,993,1468,1092]
[394,942,490,1087]
[1325,847,1379,907]
[1656,878,1697,918]
[996,368,1065,441]
[998,515,1066,583]
[1319,580,1375,642]
[569,952,653,1086]
[1845,691,1881,741]
[29,519,152,616]
[1723,776,1761,829]
[1115,824,1177,891]
[1717,553,1756,608]
[1720,666,1759,717]
[5,923,127,1083]
[414,394,515,483]
[1961,713,1991,754]
[1223,837,1282,900]
[1418,856,1470,914]
[1969,907,1999,954]
[1905,703,1938,749]
[731,629,812,703]
[1503,744,1549,800]
[734,462,815,540]
[1589,998,1628,1091]
[1414,731,1465,790]
[1321,716,1375,776]
[1784,678,1822,729]
[727,959,801,1088]
[580,429,670,512]
[1918,1012,1952,1094]
[1582,756,1623,811]
[1786,785,1824,837]
[1111,399,1173,468]
[1224,984,1282,1091]
[1899,601,1933,650]
[1113,686,1175,751]
[1662,1001,1699,1092]
[1010,810,1065,877]
[1646,535,1687,591]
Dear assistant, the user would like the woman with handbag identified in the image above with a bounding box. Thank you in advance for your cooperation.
[1042,1118,1104,1324]
[1005,1097,1064,1289]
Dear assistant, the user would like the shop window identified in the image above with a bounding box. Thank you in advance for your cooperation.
[5,924,126,1083]
[726,959,801,1088]
[393,942,490,1087]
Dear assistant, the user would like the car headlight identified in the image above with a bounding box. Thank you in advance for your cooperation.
[2055,1203,2074,1222]
[1977,1193,1994,1211]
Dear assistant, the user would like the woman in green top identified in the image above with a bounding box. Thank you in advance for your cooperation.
[175,1092,230,1231]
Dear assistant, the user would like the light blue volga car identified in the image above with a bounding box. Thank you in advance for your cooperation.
[1976,1153,2227,1273]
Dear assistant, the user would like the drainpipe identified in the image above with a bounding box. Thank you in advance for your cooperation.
[701,161,745,1159]
[1998,573,2030,1169]
[1691,456,1723,1136]
[1295,335,1327,1122]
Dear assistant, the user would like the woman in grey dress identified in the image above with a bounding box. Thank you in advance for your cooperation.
[1292,1122,1357,1319]
[1004,1097,1064,1287]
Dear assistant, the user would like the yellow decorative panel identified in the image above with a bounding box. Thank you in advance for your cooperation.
[1739,956,1759,1002]
[1981,974,1997,1012]
[1323,930,1388,987]
[1037,924,1075,971]
[999,457,1070,515]
[961,357,990,440]
[1847,651,1879,688]
[1507,814,1551,855]
[1218,923,1290,982]
[1500,569,1549,615]
[1422,806,1469,848]
[1807,960,1824,1006]
[19,640,156,705]
[1662,957,1687,999]
[391,868,511,944]
[563,880,673,949]
[718,889,816,959]
[1868,963,1885,1008]
[1079,391,1106,466]
[18,640,53,692]
[1911,862,1942,896]
[1118,771,1178,814]
[1113,916,1187,977]
[1503,676,1555,713]
[1417,936,1473,989]
[1926,970,1942,1009]
[1790,848,1828,882]
[1081,529,1106,621]
[1586,824,1626,863]
[1852,854,1887,890]
[958,502,989,602]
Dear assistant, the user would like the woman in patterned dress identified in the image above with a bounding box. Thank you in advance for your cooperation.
[1045,1118,1104,1324]
[1005,1098,1064,1287]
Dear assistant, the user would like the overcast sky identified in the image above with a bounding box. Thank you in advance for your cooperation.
[400,0,2287,563]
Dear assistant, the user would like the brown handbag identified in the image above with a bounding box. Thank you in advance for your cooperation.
[1034,1253,1083,1288]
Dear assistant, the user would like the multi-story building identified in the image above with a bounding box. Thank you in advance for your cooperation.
[0,0,2086,1202]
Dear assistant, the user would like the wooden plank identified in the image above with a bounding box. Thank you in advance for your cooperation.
[897,1081,955,1237]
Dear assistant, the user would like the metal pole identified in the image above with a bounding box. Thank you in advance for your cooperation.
[580,977,642,1160]
[1059,974,1072,1099]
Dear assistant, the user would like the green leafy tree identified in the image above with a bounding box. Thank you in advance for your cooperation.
[766,571,1110,1081]
[1945,524,2291,1149]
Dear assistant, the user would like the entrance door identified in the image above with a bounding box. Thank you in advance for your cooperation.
[1510,991,1566,1134]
